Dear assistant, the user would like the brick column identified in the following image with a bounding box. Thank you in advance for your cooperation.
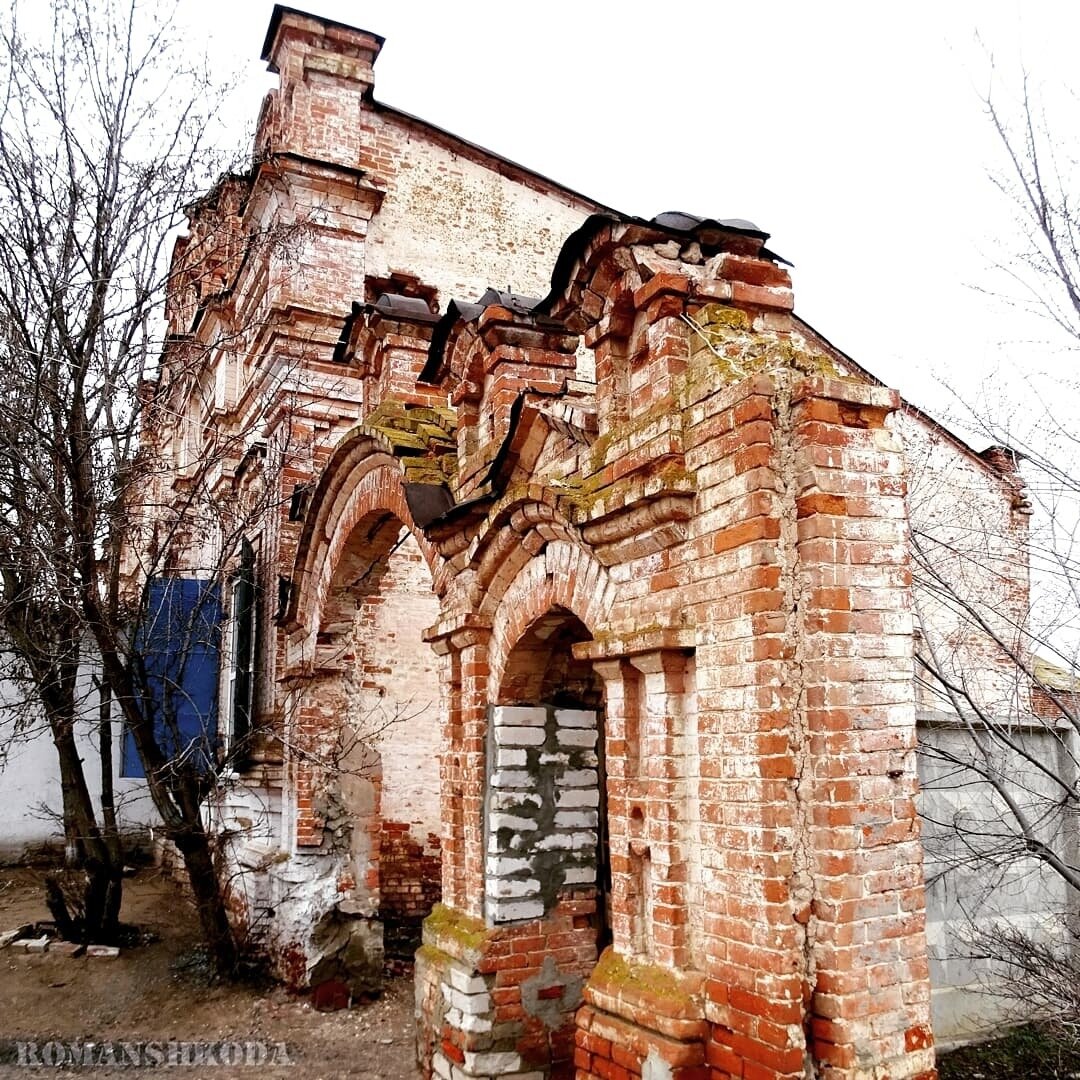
[289,670,347,849]
[427,623,492,920]
[592,659,644,956]
[628,649,695,970]
[576,650,707,1080]
[458,628,493,921]
[437,644,466,912]
[791,375,935,1080]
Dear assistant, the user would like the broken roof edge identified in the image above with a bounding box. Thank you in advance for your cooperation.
[421,213,783,385]
[534,212,779,317]
[1032,654,1080,694]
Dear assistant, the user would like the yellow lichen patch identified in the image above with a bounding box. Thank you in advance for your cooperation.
[360,398,459,484]
[422,902,490,955]
[590,947,702,1009]
[680,303,850,403]
[415,943,456,970]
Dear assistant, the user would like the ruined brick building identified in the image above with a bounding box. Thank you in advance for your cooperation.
[144,6,1044,1079]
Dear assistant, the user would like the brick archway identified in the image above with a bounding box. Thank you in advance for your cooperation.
[287,437,443,649]
[280,433,447,989]
[486,538,613,700]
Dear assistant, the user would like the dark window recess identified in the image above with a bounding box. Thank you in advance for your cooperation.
[288,482,311,522]
[276,576,293,623]
[231,538,258,747]
[122,578,223,779]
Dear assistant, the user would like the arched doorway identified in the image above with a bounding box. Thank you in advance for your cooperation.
[493,608,610,949]
[310,507,442,982]
[484,606,609,1075]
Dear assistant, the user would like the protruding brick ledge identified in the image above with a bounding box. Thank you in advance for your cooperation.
[575,949,708,1080]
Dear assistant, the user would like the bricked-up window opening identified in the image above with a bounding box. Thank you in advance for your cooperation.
[323,515,442,963]
[489,611,611,947]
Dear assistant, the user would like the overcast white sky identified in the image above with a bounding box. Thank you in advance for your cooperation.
[174,0,1080,434]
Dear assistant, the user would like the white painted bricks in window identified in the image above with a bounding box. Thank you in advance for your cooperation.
[533,831,596,851]
[494,706,547,727]
[486,876,541,898]
[556,769,598,787]
[538,751,570,765]
[488,812,538,832]
[488,898,544,922]
[494,726,547,747]
[555,728,597,748]
[490,770,535,788]
[486,855,532,876]
[563,865,596,885]
[487,704,601,924]
[555,708,596,728]
[490,791,542,811]
[556,788,600,808]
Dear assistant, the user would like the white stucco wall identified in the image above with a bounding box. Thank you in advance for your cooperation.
[0,667,158,863]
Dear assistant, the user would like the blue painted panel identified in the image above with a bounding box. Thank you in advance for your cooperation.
[121,578,222,778]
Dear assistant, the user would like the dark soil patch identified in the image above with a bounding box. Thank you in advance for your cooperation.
[938,1024,1080,1080]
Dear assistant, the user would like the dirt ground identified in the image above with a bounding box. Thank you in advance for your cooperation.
[0,868,420,1078]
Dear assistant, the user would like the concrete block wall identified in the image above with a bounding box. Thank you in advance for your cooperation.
[485,705,600,925]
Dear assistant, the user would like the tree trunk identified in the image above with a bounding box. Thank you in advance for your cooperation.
[44,875,78,941]
[83,861,124,944]
[49,693,125,943]
[176,826,238,973]
[88,630,239,975]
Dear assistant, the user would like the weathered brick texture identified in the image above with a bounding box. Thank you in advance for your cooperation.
[148,7,945,1078]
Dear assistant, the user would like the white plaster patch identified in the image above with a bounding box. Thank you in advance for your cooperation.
[642,1048,673,1080]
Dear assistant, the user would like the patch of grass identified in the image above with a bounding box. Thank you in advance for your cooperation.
[938,1024,1080,1079]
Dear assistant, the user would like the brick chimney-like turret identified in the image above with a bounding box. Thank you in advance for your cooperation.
[257,5,384,169]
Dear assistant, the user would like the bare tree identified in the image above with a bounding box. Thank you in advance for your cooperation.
[0,0,272,966]
[909,61,1080,1028]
